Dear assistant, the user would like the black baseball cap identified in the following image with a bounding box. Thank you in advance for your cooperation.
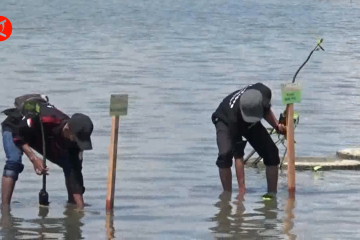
[239,84,272,123]
[68,113,94,150]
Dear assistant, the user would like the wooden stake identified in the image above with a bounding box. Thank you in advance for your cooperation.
[106,211,115,239]
[106,116,120,211]
[286,104,296,192]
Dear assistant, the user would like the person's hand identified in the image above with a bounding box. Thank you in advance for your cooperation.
[30,156,49,175]
[275,123,286,135]
[236,191,245,201]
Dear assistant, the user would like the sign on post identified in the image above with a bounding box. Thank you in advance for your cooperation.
[106,94,129,211]
[110,94,128,116]
[281,83,302,105]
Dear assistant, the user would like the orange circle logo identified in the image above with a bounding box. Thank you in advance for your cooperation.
[0,16,13,42]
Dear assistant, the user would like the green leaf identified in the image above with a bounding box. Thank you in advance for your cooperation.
[23,102,36,111]
[35,103,40,113]
[313,166,322,171]
[293,111,299,120]
[267,128,273,133]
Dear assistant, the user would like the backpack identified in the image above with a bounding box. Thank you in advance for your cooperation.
[14,94,49,116]
[2,94,49,118]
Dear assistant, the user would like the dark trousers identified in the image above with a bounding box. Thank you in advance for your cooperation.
[214,120,280,168]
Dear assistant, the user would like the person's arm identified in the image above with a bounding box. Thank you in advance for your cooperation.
[13,116,49,174]
[235,152,246,194]
[231,129,246,194]
[264,108,279,129]
[13,117,38,161]
[264,108,287,135]
[22,143,37,161]
[66,147,85,209]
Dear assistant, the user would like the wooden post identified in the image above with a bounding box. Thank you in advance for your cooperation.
[106,116,120,210]
[286,104,295,193]
[106,94,128,211]
[281,83,301,194]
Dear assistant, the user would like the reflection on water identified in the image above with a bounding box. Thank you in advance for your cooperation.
[283,195,296,240]
[0,205,84,239]
[106,211,115,240]
[208,192,235,237]
[209,192,298,239]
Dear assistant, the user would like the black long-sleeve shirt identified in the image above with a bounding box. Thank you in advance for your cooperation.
[1,102,81,161]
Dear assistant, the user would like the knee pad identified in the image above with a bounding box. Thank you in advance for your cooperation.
[263,147,280,166]
[3,162,24,181]
[216,151,233,169]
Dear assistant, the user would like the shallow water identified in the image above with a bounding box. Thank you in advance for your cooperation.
[1,0,360,239]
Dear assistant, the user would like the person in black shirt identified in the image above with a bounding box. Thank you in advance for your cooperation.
[211,83,286,196]
[1,99,93,209]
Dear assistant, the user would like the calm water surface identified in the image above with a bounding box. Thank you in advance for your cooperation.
[1,0,360,239]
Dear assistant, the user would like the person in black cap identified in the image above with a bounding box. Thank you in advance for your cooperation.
[66,113,93,151]
[211,82,286,196]
[1,99,93,209]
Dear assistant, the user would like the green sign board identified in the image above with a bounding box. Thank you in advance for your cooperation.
[281,83,302,105]
[109,94,128,116]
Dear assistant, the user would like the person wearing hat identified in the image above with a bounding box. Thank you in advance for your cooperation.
[1,100,94,209]
[211,82,286,196]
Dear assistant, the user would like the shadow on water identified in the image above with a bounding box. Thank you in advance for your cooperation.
[0,205,85,239]
[208,191,297,240]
